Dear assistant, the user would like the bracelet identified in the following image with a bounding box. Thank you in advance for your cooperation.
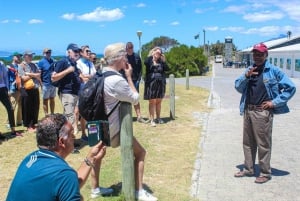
[84,157,95,168]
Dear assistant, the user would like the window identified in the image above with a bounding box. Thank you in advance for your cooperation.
[286,58,291,70]
[295,59,300,72]
[279,58,284,68]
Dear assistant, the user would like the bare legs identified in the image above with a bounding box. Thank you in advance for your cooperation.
[43,97,55,115]
[148,98,163,121]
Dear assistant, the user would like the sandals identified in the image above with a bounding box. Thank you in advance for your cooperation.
[255,176,271,184]
[234,170,254,177]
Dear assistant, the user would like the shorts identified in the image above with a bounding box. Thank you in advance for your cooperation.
[110,132,120,148]
[42,85,56,99]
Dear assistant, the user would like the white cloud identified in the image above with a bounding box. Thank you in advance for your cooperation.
[205,26,219,31]
[61,13,76,20]
[170,21,180,26]
[76,7,124,22]
[221,26,244,32]
[242,26,280,36]
[243,11,284,22]
[28,19,43,24]
[1,19,9,23]
[136,3,146,8]
[143,19,156,26]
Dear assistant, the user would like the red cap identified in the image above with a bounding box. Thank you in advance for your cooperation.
[252,43,268,53]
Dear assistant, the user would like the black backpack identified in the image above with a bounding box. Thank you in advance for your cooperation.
[78,71,120,121]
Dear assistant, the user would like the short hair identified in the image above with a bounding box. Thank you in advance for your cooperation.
[36,113,69,149]
[104,43,126,65]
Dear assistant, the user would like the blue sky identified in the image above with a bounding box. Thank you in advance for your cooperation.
[0,0,299,55]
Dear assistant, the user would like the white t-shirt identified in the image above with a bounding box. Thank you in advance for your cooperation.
[102,67,139,139]
[77,58,96,81]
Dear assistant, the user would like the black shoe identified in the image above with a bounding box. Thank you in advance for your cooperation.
[0,134,6,140]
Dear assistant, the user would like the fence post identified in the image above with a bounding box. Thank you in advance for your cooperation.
[169,74,175,120]
[186,69,189,90]
[120,102,135,201]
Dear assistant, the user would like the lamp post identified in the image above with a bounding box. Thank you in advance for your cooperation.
[136,30,142,59]
[203,29,206,55]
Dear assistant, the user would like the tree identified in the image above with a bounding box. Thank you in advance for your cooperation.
[141,36,207,78]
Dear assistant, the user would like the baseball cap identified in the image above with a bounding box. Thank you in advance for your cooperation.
[67,43,81,52]
[12,52,23,57]
[23,50,35,56]
[43,48,52,53]
[252,43,268,53]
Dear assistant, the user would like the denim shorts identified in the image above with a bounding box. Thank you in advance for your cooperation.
[42,85,56,99]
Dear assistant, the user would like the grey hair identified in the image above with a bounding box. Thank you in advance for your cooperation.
[104,43,126,65]
[36,113,69,150]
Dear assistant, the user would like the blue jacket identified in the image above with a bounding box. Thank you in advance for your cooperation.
[235,60,296,115]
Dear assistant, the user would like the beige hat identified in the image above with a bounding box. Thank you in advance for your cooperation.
[43,48,52,53]
[104,43,126,63]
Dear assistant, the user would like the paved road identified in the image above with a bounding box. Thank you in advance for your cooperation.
[186,64,300,201]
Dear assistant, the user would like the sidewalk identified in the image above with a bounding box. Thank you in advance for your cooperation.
[190,65,300,201]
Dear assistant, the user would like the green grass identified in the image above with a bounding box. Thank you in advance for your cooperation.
[0,80,210,201]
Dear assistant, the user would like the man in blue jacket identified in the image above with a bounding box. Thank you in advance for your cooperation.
[234,43,296,184]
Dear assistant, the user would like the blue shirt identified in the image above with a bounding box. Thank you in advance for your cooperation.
[6,149,81,201]
[38,57,54,86]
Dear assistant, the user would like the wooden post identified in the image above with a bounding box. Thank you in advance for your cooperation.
[186,69,189,90]
[169,74,175,120]
[120,102,135,201]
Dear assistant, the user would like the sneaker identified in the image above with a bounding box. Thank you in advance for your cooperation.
[81,135,88,142]
[150,120,156,127]
[91,187,114,198]
[27,127,36,132]
[0,133,6,140]
[137,117,148,123]
[72,148,80,154]
[6,124,11,130]
[135,189,158,201]
[155,118,164,124]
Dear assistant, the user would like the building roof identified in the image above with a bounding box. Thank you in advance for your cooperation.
[268,43,300,52]
[240,35,300,53]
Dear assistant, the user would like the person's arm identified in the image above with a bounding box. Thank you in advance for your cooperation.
[77,141,106,188]
[51,65,75,82]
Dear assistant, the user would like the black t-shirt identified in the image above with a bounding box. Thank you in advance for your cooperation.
[247,65,271,105]
[54,57,81,95]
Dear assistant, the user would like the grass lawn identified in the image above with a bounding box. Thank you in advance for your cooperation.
[0,80,210,201]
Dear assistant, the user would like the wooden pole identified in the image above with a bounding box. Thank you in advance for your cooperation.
[186,69,189,90]
[120,102,135,201]
[169,74,175,120]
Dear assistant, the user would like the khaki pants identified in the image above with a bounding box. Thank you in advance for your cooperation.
[9,91,22,125]
[243,108,273,177]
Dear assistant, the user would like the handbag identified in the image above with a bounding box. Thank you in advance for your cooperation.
[15,73,21,90]
[23,78,35,90]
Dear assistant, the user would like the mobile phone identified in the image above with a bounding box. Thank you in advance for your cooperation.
[87,121,111,147]
[87,123,99,147]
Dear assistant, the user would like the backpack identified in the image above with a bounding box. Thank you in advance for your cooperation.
[78,71,120,121]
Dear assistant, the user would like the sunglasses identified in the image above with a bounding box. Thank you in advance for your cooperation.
[85,50,91,53]
[46,51,51,54]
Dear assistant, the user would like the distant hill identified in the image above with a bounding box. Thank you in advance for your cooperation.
[0,50,11,57]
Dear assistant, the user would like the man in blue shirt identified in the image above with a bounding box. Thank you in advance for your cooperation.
[6,113,107,201]
[234,43,296,184]
[38,48,56,115]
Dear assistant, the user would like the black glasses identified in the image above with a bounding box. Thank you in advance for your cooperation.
[85,50,91,53]
[46,51,51,54]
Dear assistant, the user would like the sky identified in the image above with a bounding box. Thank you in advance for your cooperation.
[0,0,299,55]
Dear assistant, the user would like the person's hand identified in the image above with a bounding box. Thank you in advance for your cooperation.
[124,63,133,78]
[262,101,274,109]
[161,54,166,62]
[245,66,258,78]
[88,141,106,162]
